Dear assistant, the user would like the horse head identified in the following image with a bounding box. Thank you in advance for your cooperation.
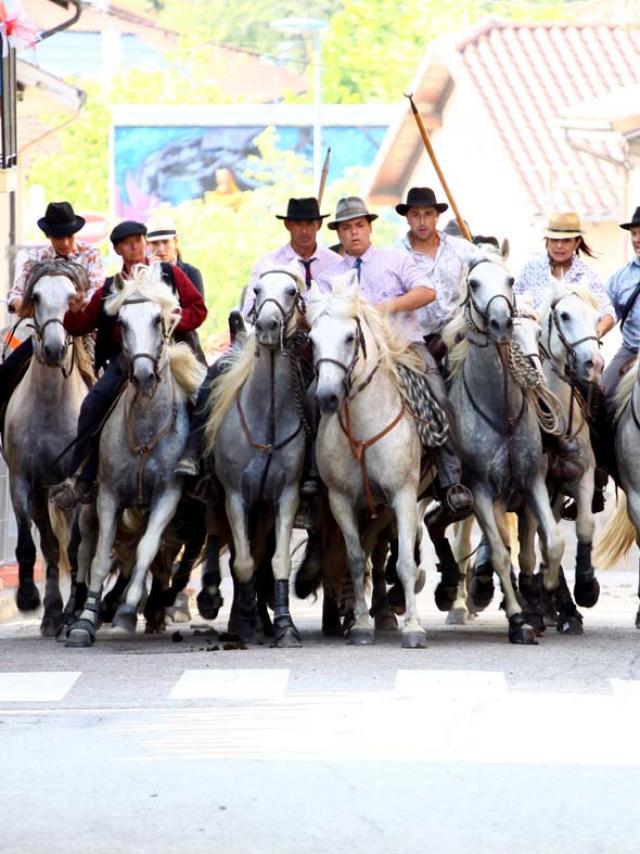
[307,275,377,415]
[25,260,88,368]
[252,266,305,349]
[106,264,176,398]
[542,282,603,384]
[513,295,545,385]
[465,259,515,344]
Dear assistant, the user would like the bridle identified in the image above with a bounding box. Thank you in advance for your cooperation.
[542,292,601,380]
[120,297,171,390]
[314,316,380,399]
[462,260,516,341]
[32,306,75,379]
[250,270,306,350]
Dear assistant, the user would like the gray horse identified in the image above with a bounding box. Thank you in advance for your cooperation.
[205,268,307,647]
[66,265,204,647]
[3,260,91,636]
[445,259,564,644]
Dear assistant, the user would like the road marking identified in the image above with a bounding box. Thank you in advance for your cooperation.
[0,671,81,702]
[394,669,507,699]
[169,668,290,700]
[610,678,640,699]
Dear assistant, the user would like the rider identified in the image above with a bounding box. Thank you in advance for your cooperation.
[0,202,103,419]
[603,206,640,424]
[317,195,475,519]
[175,196,342,478]
[51,220,207,509]
[146,213,205,296]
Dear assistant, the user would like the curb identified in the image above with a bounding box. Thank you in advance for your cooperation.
[0,588,17,624]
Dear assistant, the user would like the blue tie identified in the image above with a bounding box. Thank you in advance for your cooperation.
[354,257,362,282]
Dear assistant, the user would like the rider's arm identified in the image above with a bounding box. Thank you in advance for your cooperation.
[378,285,435,314]
[63,287,103,336]
[172,265,208,331]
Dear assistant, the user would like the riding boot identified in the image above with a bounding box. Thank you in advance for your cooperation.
[0,338,34,435]
[299,440,323,499]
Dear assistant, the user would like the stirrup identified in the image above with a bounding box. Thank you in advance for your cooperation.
[50,479,78,511]
[444,483,474,515]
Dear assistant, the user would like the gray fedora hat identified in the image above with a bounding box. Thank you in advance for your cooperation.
[327,196,378,230]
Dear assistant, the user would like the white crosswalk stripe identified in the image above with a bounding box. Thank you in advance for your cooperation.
[0,671,81,702]
[169,668,290,699]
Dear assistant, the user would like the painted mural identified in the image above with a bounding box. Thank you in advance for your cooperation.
[113,124,386,221]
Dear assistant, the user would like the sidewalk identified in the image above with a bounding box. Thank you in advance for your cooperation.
[0,562,43,624]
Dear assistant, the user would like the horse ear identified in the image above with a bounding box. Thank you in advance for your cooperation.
[501,238,510,261]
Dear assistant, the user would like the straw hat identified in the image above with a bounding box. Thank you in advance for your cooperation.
[544,212,584,239]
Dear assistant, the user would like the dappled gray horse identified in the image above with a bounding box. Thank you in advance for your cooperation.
[3,260,91,636]
[205,268,307,646]
[446,259,564,644]
[66,265,203,647]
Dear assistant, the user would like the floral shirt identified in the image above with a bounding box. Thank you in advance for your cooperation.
[317,245,430,343]
[9,241,104,308]
[514,253,613,320]
[395,231,484,335]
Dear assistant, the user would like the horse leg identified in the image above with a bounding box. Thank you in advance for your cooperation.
[32,492,64,637]
[270,486,302,648]
[516,508,545,634]
[114,487,182,633]
[572,470,600,608]
[371,537,398,632]
[392,486,427,648]
[144,575,167,634]
[66,491,120,647]
[527,476,565,595]
[11,480,40,613]
[448,516,473,624]
[473,491,536,644]
[61,514,84,624]
[328,491,372,645]
[197,534,224,620]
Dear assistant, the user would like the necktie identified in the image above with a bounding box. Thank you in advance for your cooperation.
[354,256,362,283]
[300,258,314,287]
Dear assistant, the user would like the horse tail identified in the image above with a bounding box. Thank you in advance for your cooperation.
[48,504,71,577]
[594,493,636,568]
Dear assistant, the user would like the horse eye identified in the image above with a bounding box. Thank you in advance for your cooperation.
[285,285,296,296]
[153,315,162,326]
[468,280,478,291]
[560,311,570,322]
[253,285,261,295]
[507,277,515,288]
[345,333,355,345]
[32,292,40,304]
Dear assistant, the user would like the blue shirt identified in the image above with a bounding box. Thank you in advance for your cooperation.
[607,256,640,349]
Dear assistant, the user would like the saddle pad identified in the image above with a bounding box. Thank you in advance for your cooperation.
[396,364,449,449]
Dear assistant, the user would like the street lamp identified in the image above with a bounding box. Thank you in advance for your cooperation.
[271,17,328,192]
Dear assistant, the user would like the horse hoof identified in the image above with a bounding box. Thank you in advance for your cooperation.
[197,589,223,621]
[508,615,538,645]
[574,578,600,609]
[387,583,406,616]
[401,629,427,649]
[16,583,41,612]
[446,607,468,626]
[414,569,426,594]
[434,583,457,612]
[113,607,137,635]
[144,621,166,635]
[468,574,495,612]
[557,616,584,635]
[374,611,398,632]
[65,620,95,648]
[322,621,344,638]
[55,622,71,643]
[523,611,546,636]
[348,627,374,645]
[274,624,302,649]
[40,614,63,638]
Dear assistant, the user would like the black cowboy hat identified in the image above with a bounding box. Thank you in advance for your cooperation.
[620,206,640,230]
[276,197,328,221]
[37,201,85,238]
[395,187,448,216]
[110,220,147,246]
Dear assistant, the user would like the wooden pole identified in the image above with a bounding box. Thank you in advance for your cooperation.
[317,147,331,206]
[404,93,472,242]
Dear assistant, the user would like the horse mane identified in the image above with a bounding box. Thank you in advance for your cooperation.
[204,334,256,453]
[540,284,599,317]
[167,342,206,396]
[615,363,638,418]
[306,273,425,379]
[22,259,90,316]
[103,263,178,327]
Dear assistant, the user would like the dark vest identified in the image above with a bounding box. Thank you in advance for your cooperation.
[94,263,179,372]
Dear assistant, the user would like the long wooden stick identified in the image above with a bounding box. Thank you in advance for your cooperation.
[404,93,472,242]
[317,147,331,206]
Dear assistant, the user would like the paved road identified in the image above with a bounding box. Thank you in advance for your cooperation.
[2,559,640,854]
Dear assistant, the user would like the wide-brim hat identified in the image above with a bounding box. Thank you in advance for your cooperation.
[37,201,85,238]
[110,220,147,246]
[544,211,584,239]
[276,197,328,221]
[327,196,378,230]
[620,206,640,231]
[395,187,448,216]
[146,214,177,241]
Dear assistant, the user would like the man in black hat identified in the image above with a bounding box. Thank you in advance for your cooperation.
[51,221,207,509]
[0,202,104,425]
[602,206,640,421]
[241,197,343,316]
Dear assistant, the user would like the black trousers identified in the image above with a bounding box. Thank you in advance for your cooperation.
[181,358,228,460]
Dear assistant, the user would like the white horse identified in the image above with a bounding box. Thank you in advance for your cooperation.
[306,276,428,648]
[4,260,91,636]
[66,265,204,647]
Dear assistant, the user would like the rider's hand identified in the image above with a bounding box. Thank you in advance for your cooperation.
[68,293,87,314]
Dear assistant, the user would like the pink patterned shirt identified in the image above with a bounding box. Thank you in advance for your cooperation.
[317,245,431,343]
[10,241,104,308]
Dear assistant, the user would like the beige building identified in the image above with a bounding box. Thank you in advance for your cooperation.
[364,18,640,281]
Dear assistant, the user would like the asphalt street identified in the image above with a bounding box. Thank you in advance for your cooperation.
[2,533,640,854]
